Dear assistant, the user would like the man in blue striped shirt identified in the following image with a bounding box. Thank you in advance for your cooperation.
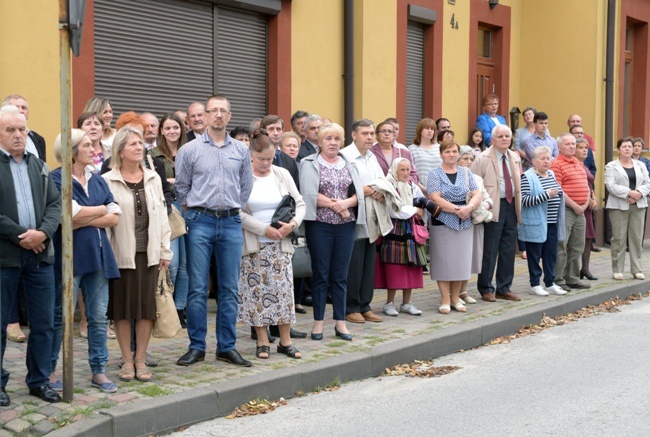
[175,95,253,368]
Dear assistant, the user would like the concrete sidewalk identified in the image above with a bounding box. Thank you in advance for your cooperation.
[1,247,648,436]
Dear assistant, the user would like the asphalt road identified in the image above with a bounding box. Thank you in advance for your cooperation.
[175,296,650,437]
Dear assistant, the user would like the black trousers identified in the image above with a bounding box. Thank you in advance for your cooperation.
[477,199,517,295]
[345,238,376,314]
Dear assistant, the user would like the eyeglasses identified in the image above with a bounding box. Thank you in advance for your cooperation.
[206,108,230,115]
[378,130,394,135]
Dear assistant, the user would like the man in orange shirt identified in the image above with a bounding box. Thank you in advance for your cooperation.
[550,134,591,291]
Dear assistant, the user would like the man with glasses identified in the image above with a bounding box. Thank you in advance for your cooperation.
[567,114,595,152]
[476,93,507,147]
[175,95,253,367]
[569,125,596,177]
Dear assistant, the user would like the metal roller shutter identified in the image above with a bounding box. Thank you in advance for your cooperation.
[215,7,267,128]
[94,0,214,118]
[405,21,425,143]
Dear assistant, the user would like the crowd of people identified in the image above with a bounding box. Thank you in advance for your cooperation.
[0,91,648,407]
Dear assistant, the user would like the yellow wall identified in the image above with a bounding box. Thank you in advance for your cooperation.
[0,0,61,165]
[291,0,345,124]
[441,0,470,140]
[352,0,397,124]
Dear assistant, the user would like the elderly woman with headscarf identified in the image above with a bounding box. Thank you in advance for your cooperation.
[375,158,438,317]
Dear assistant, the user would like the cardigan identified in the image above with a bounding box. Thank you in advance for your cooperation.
[518,169,566,243]
[0,152,61,268]
[240,166,306,256]
[102,167,172,269]
[51,168,120,280]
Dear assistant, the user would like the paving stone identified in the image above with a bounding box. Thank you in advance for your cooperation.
[0,410,18,423]
[4,418,31,433]
[31,419,58,435]
[37,405,60,417]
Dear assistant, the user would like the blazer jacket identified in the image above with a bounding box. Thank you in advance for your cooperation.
[471,147,522,223]
[29,130,47,160]
[605,159,650,210]
[297,140,317,162]
[476,113,507,146]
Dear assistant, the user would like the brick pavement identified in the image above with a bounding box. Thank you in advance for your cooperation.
[1,247,648,435]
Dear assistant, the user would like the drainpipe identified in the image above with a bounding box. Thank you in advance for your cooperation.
[344,0,354,144]
[605,0,615,164]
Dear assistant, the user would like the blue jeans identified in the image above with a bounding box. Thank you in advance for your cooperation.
[525,223,559,287]
[1,251,55,389]
[51,270,110,376]
[305,221,356,321]
[185,210,243,353]
[170,237,189,311]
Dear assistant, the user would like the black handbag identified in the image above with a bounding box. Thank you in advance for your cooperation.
[292,238,312,278]
[271,195,296,229]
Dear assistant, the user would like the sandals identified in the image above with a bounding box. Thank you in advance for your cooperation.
[256,344,271,359]
[451,301,467,313]
[134,359,153,381]
[119,359,134,381]
[459,293,477,304]
[438,304,450,314]
[277,342,302,359]
[7,324,26,343]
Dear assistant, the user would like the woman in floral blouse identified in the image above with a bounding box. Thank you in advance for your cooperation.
[299,123,365,342]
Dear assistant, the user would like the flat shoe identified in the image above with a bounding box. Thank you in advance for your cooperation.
[439,304,450,314]
[450,302,467,312]
[277,342,302,359]
[334,327,352,341]
[459,293,477,304]
[29,384,61,403]
[310,332,323,341]
[256,344,271,359]
[177,349,205,366]
[91,379,118,393]
[7,324,26,343]
[134,360,152,381]
[613,273,624,280]
[216,350,253,367]
[295,306,307,314]
[634,273,646,280]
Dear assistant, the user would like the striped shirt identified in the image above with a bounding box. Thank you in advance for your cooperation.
[550,154,590,204]
[408,144,441,186]
[175,132,253,210]
[520,172,562,224]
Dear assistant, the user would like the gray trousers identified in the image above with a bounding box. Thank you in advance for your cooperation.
[555,208,586,285]
[609,205,645,275]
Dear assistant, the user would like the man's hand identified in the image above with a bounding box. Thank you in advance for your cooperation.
[18,230,48,253]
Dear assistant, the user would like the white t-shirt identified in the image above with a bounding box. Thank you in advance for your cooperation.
[248,172,282,243]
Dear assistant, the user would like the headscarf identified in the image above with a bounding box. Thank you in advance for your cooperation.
[386,157,414,209]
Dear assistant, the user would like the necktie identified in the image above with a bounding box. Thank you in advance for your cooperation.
[274,150,282,167]
[502,155,513,204]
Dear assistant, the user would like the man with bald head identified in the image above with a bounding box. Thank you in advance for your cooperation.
[186,102,206,142]
[471,124,522,302]
[567,114,595,152]
[0,105,62,404]
[550,133,591,291]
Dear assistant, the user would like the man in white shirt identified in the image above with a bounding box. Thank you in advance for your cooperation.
[186,102,206,142]
[141,112,159,150]
[340,119,385,323]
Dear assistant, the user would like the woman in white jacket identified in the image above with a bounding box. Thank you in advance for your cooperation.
[605,137,650,280]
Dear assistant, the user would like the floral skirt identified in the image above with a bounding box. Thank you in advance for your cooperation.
[237,243,296,327]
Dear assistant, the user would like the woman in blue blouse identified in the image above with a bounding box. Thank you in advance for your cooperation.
[427,142,480,314]
[50,129,121,393]
[299,123,364,341]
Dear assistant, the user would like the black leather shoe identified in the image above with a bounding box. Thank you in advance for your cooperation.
[216,350,252,367]
[302,296,313,307]
[567,282,591,290]
[251,326,276,343]
[29,384,61,403]
[176,349,205,366]
[311,332,323,341]
[580,270,598,281]
[290,328,307,339]
[334,327,352,341]
[0,388,10,407]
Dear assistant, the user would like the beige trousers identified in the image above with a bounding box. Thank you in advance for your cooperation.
[609,204,646,275]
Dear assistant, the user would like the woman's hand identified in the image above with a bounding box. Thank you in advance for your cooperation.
[330,198,348,214]
[415,207,424,218]
[275,221,294,238]
[158,259,171,271]
[628,190,642,202]
[547,188,559,198]
[264,226,284,240]
[455,205,473,221]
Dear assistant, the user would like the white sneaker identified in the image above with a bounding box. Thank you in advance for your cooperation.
[400,303,423,316]
[530,285,549,296]
[546,284,567,295]
[383,302,399,317]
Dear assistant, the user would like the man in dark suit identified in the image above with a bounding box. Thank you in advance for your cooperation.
[3,95,46,160]
[297,114,323,161]
[260,115,300,190]
[290,110,309,143]
[186,102,206,142]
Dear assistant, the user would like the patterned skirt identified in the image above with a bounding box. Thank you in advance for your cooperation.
[379,218,428,267]
[237,243,296,327]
